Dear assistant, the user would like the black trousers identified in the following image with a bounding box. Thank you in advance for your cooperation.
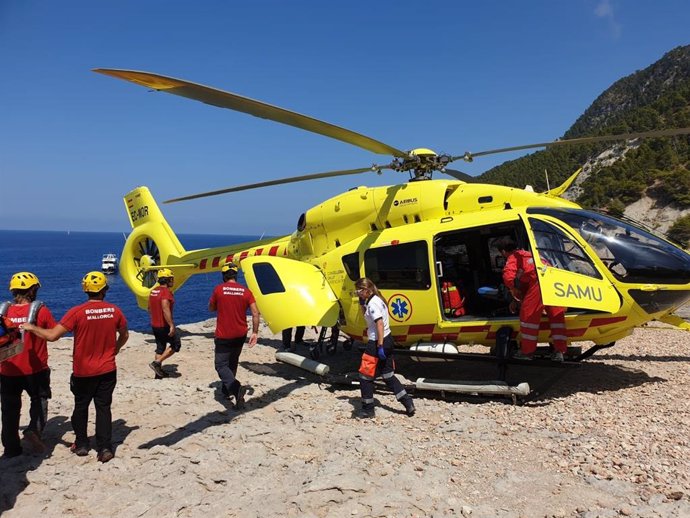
[0,369,51,454]
[70,370,117,452]
[359,336,408,406]
[281,327,305,348]
[214,337,245,397]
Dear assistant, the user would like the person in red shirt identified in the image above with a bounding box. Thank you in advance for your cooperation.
[23,271,128,463]
[496,237,567,362]
[0,272,56,457]
[147,268,181,379]
[208,261,259,409]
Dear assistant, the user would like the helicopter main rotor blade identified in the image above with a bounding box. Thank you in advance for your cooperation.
[443,168,475,182]
[455,127,690,162]
[94,68,407,158]
[164,166,383,203]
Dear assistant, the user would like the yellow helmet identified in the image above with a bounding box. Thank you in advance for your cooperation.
[221,260,239,274]
[9,272,41,291]
[82,271,108,293]
[157,268,174,279]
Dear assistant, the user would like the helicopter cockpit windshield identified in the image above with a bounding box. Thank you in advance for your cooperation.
[527,208,690,285]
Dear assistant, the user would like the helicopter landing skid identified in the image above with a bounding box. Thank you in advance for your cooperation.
[308,326,341,360]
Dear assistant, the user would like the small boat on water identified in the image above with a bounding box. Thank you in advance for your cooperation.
[102,253,118,274]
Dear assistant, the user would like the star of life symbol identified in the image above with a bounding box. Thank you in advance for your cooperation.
[388,294,412,322]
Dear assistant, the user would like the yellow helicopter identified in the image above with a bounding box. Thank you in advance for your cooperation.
[95,68,690,369]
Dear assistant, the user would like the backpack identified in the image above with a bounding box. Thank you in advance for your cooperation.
[0,300,44,362]
[441,281,466,317]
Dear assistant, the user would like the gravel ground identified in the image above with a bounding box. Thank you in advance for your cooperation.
[0,318,688,518]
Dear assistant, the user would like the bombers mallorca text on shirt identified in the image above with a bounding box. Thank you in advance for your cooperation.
[60,300,127,377]
[210,281,256,340]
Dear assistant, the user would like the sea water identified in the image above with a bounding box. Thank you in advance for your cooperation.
[0,230,264,331]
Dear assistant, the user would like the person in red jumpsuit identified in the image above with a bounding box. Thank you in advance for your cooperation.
[1,272,56,457]
[496,237,566,362]
[23,271,129,463]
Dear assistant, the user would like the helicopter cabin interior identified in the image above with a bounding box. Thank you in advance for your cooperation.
[340,213,612,321]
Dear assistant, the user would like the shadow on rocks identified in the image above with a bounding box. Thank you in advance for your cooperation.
[0,415,71,514]
[590,353,690,363]
[160,363,182,379]
[265,349,670,406]
[397,357,667,405]
[137,377,306,450]
[112,418,140,454]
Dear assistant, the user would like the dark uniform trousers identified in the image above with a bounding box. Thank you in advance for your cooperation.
[359,334,408,406]
[214,336,246,397]
[1,369,51,454]
[70,369,117,452]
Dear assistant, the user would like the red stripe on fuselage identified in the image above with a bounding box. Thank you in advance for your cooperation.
[408,324,435,334]
[590,316,627,327]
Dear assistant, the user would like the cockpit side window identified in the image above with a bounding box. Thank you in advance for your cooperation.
[528,218,602,279]
[528,208,690,284]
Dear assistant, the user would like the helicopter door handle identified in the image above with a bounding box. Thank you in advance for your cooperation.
[436,261,443,278]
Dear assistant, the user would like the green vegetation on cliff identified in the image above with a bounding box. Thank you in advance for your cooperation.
[478,46,690,214]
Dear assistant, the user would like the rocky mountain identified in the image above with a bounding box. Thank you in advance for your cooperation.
[478,45,690,243]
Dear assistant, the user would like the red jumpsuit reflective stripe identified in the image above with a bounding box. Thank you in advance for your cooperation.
[503,250,567,354]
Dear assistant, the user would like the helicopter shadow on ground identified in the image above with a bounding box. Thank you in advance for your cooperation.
[0,415,70,513]
[259,346,669,408]
[588,353,690,363]
[137,364,307,450]
[392,355,668,406]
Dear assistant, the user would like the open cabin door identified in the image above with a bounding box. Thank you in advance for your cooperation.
[520,213,622,313]
[241,256,340,333]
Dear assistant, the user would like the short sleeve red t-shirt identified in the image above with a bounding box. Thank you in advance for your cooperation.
[209,281,255,339]
[0,304,56,376]
[60,300,127,377]
[148,285,174,328]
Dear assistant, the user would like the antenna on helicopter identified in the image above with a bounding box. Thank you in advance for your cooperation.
[545,169,550,191]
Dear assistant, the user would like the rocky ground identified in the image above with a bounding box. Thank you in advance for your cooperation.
[0,316,688,518]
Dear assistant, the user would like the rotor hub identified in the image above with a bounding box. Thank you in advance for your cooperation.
[390,148,452,179]
[139,254,156,268]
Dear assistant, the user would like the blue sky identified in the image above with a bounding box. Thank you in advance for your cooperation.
[1,0,689,236]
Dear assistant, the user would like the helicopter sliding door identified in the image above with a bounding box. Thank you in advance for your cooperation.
[521,214,622,313]
[241,256,340,333]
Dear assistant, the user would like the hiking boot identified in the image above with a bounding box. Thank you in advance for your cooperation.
[70,443,89,457]
[358,404,375,419]
[23,430,46,453]
[512,351,534,361]
[550,351,564,363]
[402,396,416,417]
[149,361,166,378]
[97,449,114,463]
[234,385,247,410]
